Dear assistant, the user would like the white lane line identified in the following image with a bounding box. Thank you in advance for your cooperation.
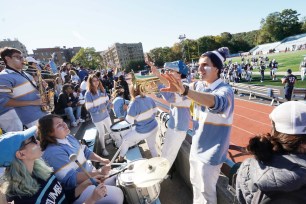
[234,113,271,126]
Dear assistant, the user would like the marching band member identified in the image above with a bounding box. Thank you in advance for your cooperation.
[39,114,124,204]
[116,75,158,162]
[85,74,113,156]
[0,47,45,130]
[148,60,191,167]
[0,126,107,204]
[111,86,130,121]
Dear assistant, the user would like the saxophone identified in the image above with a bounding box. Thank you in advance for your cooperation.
[26,63,55,112]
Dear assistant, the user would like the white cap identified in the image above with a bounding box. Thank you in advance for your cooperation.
[26,56,39,64]
[269,101,306,135]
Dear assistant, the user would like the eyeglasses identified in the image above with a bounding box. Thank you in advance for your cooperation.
[12,55,24,61]
[20,136,37,149]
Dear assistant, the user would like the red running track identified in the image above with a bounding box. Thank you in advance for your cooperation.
[150,94,275,163]
[229,98,274,163]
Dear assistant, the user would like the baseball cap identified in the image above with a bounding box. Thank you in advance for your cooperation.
[269,101,306,135]
[26,56,39,64]
[0,126,37,167]
[164,60,188,75]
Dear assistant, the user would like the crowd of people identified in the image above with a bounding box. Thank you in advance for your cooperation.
[0,45,306,204]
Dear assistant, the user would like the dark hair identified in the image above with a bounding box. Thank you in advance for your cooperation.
[38,114,62,151]
[0,47,22,64]
[95,71,101,78]
[62,83,72,93]
[247,124,306,162]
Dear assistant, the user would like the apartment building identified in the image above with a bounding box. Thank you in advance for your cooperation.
[33,46,81,65]
[100,42,144,69]
[0,39,28,56]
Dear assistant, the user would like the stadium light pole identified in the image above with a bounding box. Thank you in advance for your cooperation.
[179,34,186,62]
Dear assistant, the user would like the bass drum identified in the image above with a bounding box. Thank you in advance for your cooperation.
[117,159,160,204]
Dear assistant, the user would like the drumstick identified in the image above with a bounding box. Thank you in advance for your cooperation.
[69,154,99,187]
[109,139,125,165]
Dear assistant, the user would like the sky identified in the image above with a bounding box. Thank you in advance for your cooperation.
[1,0,306,54]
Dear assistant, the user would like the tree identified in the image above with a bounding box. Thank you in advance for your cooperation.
[301,16,306,32]
[258,9,302,43]
[71,47,102,70]
[126,60,146,73]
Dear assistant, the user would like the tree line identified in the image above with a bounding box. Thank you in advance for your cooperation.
[71,9,306,71]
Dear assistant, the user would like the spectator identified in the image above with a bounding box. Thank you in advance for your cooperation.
[80,76,88,95]
[236,101,306,204]
[0,126,107,204]
[55,84,84,127]
[117,75,130,100]
[78,66,89,82]
[70,70,80,84]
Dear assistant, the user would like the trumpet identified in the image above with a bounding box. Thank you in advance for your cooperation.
[131,72,160,94]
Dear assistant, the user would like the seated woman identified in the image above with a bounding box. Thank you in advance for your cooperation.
[0,126,107,204]
[236,101,306,204]
[117,79,159,162]
[111,86,130,121]
[38,114,124,204]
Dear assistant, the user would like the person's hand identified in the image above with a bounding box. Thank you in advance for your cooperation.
[86,183,107,204]
[99,165,111,176]
[160,73,185,94]
[123,104,128,111]
[100,157,110,165]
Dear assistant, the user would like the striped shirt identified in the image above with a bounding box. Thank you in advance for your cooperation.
[158,79,191,131]
[126,95,158,133]
[190,78,234,165]
[0,68,45,124]
[42,135,94,189]
[84,90,110,123]
[112,96,129,119]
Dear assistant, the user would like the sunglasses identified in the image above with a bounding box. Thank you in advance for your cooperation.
[20,136,38,149]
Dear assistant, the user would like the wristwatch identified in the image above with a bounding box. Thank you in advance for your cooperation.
[181,85,189,96]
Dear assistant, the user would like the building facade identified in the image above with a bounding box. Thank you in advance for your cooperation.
[100,42,144,69]
[33,47,81,65]
[0,39,28,56]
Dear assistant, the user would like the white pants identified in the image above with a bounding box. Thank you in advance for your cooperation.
[189,153,222,204]
[161,128,186,167]
[120,126,158,157]
[94,117,112,149]
[0,109,23,132]
[301,67,306,81]
[73,176,124,204]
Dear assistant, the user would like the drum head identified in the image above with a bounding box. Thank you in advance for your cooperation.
[110,120,133,132]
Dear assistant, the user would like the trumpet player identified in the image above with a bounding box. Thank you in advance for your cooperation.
[0,47,46,130]
[147,60,191,168]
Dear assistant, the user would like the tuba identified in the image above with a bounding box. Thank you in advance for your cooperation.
[24,62,55,112]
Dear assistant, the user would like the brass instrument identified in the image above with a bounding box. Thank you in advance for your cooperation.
[24,62,55,112]
[131,72,160,94]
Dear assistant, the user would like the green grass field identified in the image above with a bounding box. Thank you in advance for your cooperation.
[231,50,306,72]
[241,73,306,88]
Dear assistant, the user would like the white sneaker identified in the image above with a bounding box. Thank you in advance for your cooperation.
[77,118,85,123]
[71,122,78,127]
[102,149,109,157]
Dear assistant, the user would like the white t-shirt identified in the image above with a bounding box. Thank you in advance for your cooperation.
[80,81,87,91]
